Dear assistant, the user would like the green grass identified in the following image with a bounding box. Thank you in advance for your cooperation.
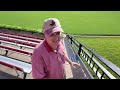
[75,36,120,68]
[0,11,120,34]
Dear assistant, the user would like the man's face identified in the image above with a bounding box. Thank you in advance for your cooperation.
[45,32,61,48]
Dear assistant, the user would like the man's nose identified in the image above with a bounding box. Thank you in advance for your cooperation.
[54,35,60,41]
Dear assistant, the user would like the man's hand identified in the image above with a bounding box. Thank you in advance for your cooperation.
[69,62,81,68]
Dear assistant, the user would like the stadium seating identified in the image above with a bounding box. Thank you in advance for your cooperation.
[0,31,44,79]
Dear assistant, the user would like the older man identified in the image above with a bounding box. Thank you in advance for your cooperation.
[32,18,80,79]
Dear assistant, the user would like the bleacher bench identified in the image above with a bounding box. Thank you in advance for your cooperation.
[0,39,35,49]
[0,31,44,40]
[0,32,42,43]
[0,36,37,47]
[0,45,32,56]
[0,55,32,79]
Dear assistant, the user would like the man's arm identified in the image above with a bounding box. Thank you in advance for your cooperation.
[64,55,80,68]
[64,55,73,64]
[60,40,80,68]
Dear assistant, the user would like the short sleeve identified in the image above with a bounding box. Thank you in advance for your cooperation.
[60,41,68,59]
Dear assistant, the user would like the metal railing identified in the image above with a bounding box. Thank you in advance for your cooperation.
[66,34,120,79]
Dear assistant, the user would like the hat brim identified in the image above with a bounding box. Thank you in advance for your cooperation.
[44,27,64,36]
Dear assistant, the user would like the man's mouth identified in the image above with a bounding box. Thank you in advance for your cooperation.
[52,39,60,43]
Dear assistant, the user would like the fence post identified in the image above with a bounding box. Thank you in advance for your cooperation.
[66,34,70,41]
[70,37,73,44]
[78,44,82,56]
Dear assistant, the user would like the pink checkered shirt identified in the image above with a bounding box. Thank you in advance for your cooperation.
[32,40,66,79]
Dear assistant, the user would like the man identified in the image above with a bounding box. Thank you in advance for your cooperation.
[32,18,80,79]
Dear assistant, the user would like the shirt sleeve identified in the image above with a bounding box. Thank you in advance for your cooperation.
[60,41,69,60]
[60,41,71,63]
[32,48,46,79]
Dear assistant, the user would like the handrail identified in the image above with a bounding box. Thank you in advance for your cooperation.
[66,34,120,79]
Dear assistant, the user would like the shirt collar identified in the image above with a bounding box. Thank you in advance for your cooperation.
[43,40,55,52]
[43,40,60,53]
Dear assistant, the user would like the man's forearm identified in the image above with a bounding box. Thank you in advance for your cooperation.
[64,56,72,65]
